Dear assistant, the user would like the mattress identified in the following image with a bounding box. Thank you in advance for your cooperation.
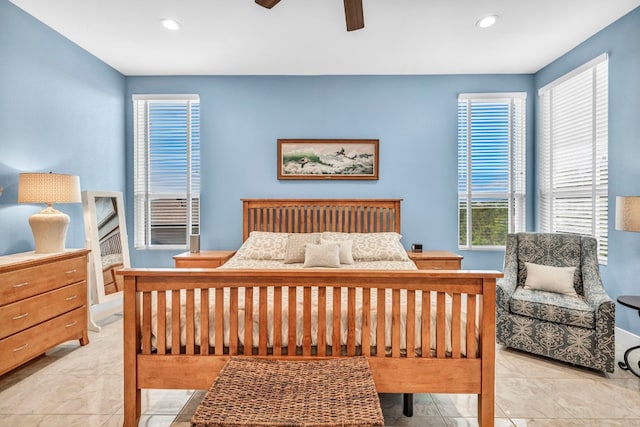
[151,256,476,356]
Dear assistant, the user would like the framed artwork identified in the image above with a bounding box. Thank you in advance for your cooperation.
[277,139,379,180]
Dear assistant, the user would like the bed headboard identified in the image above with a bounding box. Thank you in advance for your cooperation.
[241,199,402,241]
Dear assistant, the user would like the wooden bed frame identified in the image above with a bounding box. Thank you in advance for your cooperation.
[121,199,501,427]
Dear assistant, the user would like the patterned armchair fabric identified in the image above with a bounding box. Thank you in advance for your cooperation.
[496,233,615,373]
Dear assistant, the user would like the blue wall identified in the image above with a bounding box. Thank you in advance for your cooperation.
[125,75,535,270]
[535,7,640,334]
[2,0,639,334]
[0,0,125,255]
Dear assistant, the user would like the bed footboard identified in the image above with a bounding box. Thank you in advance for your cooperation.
[121,268,500,427]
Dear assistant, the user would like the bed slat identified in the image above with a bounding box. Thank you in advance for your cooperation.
[467,294,477,358]
[317,287,327,356]
[288,286,296,355]
[229,288,238,355]
[258,287,268,356]
[376,289,385,357]
[362,288,371,356]
[347,287,356,356]
[157,291,167,355]
[451,293,461,358]
[332,287,341,355]
[171,290,181,355]
[273,287,282,356]
[200,289,210,355]
[407,290,415,358]
[303,286,312,356]
[421,290,431,358]
[391,289,401,358]
[436,292,446,358]
[142,292,152,355]
[244,288,254,355]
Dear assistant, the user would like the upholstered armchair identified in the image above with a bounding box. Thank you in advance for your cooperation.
[496,232,615,373]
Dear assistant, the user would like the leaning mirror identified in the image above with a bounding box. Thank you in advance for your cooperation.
[82,191,130,310]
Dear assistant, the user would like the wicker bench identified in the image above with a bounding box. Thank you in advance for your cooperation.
[191,357,384,427]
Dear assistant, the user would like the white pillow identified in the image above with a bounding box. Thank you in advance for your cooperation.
[523,262,578,296]
[321,232,409,261]
[302,243,341,268]
[235,231,289,260]
[321,238,354,265]
[284,233,321,264]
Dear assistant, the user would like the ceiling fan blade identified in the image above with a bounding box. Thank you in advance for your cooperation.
[344,0,364,31]
[255,0,281,9]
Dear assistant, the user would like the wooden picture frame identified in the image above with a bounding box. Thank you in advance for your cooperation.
[277,139,379,180]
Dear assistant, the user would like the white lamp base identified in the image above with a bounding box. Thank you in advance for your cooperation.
[28,207,70,254]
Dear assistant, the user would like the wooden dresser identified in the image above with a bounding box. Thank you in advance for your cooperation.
[0,249,90,376]
[173,250,236,268]
[407,250,463,270]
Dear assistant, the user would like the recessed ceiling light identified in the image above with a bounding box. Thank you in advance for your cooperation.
[160,18,181,31]
[476,15,498,29]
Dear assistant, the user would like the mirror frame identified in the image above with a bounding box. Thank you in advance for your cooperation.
[82,190,131,306]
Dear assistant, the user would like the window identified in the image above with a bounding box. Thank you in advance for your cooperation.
[457,93,527,249]
[133,94,200,249]
[538,54,608,264]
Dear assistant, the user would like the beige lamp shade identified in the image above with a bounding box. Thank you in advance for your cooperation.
[18,172,81,253]
[615,196,640,233]
[18,173,81,205]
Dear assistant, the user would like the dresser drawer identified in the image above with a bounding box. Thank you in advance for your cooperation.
[0,282,86,340]
[0,307,86,376]
[0,256,86,304]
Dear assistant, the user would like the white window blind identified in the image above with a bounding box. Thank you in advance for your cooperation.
[457,93,527,249]
[538,54,608,264]
[133,95,200,249]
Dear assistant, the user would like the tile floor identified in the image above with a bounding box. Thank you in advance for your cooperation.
[0,313,639,426]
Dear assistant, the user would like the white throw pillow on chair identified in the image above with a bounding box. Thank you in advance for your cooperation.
[523,262,578,296]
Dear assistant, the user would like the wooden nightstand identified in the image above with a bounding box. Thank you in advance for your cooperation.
[173,250,236,268]
[407,250,463,270]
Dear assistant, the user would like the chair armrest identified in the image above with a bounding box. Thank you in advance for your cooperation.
[496,234,519,309]
[580,236,615,311]
[582,263,615,311]
[496,276,518,309]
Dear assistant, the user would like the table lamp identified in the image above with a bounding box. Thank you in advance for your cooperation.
[616,196,640,233]
[18,172,81,253]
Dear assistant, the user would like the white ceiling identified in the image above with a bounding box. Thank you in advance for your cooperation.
[9,0,640,76]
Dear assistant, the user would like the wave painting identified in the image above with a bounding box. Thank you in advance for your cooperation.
[278,140,378,180]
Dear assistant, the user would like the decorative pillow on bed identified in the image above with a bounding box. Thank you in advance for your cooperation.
[320,238,354,265]
[523,262,578,296]
[302,243,341,268]
[321,232,409,262]
[284,233,321,263]
[235,231,289,260]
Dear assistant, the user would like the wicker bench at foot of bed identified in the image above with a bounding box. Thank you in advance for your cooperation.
[191,356,384,427]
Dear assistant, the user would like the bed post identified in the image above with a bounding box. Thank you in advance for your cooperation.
[478,276,496,426]
[123,274,141,427]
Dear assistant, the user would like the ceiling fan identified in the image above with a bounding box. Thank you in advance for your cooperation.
[255,0,365,31]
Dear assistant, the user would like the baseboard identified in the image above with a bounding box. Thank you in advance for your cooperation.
[616,326,640,349]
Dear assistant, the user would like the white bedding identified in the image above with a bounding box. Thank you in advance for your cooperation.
[152,255,476,356]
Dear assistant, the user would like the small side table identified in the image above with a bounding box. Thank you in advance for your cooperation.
[617,295,640,377]
[407,250,463,270]
[173,250,236,268]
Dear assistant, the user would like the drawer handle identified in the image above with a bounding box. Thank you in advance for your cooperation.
[65,269,78,274]
[12,282,29,288]
[13,343,29,352]
[65,321,78,328]
[65,295,78,301]
[12,313,29,320]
